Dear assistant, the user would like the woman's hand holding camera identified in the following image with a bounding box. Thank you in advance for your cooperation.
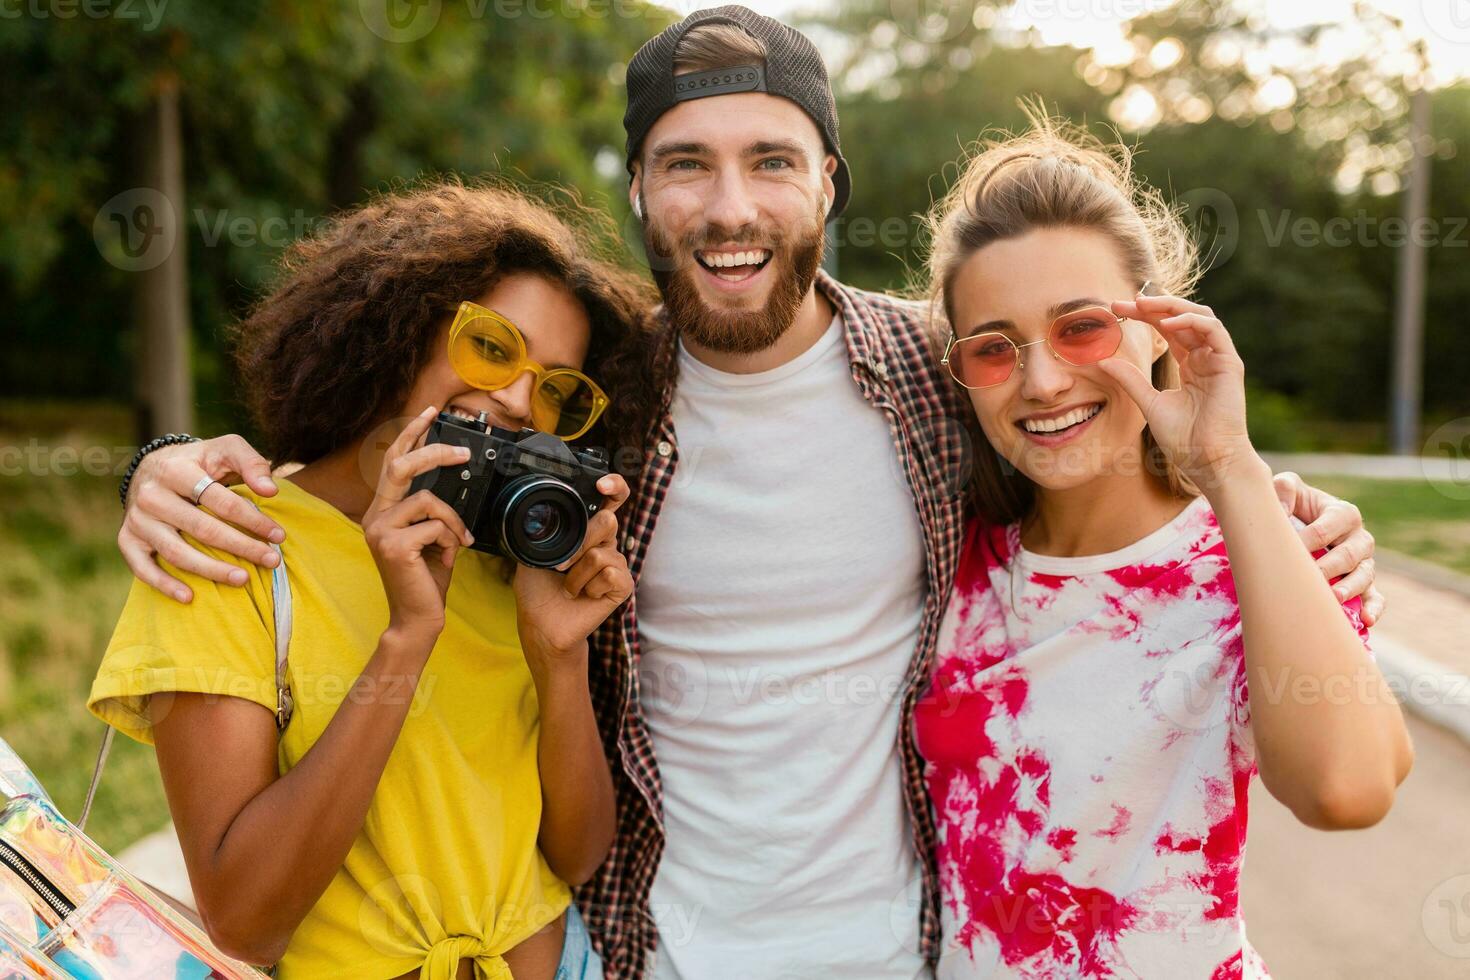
[514,473,634,673]
[363,406,476,650]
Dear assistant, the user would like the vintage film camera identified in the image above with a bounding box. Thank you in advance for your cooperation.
[408,411,608,568]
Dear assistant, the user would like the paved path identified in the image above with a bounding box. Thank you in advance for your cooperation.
[1240,566,1470,975]
[1373,567,1470,677]
[1261,451,1469,483]
[1243,713,1470,978]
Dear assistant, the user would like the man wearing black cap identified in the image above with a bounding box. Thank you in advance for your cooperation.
[603,7,950,979]
[112,6,1386,977]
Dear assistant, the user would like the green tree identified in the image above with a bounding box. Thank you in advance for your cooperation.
[0,0,670,435]
[804,0,1467,441]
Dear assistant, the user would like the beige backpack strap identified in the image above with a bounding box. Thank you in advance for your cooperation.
[270,541,295,732]
[79,726,115,831]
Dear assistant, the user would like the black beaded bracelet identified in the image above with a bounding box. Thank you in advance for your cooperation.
[119,433,200,509]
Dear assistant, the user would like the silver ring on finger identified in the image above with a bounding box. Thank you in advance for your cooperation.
[191,476,218,506]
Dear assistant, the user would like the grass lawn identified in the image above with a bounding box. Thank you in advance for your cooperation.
[0,402,170,853]
[1310,476,1470,579]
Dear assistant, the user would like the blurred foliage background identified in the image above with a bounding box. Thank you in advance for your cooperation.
[2,0,1468,445]
[1,0,1468,843]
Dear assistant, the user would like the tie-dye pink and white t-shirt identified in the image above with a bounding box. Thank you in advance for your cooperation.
[915,496,1368,980]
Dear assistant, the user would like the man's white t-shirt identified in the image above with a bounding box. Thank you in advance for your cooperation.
[636,315,930,979]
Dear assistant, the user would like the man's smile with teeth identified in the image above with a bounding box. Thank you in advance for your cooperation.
[695,248,772,281]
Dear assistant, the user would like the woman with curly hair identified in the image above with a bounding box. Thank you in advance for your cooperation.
[89,180,653,979]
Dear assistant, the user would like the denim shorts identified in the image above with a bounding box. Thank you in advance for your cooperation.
[555,902,604,980]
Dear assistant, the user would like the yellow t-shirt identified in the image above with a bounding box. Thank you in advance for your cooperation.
[89,479,569,980]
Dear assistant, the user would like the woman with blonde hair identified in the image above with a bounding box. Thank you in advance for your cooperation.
[914,113,1412,978]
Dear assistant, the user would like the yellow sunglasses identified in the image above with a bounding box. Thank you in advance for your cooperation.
[447,301,610,441]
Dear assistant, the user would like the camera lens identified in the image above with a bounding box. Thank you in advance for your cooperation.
[495,477,588,568]
[521,501,562,544]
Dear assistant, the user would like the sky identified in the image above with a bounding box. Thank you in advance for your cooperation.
[660,0,1470,85]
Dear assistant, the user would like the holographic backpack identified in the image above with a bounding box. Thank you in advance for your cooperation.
[0,736,265,980]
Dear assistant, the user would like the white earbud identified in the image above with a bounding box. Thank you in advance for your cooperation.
[820,193,830,215]
[633,194,645,221]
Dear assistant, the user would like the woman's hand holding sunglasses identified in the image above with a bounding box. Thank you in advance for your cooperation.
[514,473,634,672]
[1103,293,1384,619]
[1102,293,1257,493]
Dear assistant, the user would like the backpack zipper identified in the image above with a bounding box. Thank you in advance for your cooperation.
[0,838,74,919]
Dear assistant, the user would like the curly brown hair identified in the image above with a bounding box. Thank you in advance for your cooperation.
[231,178,661,466]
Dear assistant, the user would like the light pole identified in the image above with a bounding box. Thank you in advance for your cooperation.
[1389,53,1431,456]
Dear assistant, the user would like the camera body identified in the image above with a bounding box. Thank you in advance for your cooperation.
[408,411,608,568]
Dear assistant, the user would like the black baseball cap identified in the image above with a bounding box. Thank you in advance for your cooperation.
[623,4,852,219]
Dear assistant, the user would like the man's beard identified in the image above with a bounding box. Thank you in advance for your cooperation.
[644,202,825,356]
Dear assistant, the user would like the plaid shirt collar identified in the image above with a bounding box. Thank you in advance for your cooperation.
[821,267,898,380]
[578,271,971,978]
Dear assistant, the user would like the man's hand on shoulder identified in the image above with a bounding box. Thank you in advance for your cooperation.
[120,435,285,602]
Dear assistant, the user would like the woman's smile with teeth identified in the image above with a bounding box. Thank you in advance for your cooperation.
[446,404,486,423]
[1020,403,1102,433]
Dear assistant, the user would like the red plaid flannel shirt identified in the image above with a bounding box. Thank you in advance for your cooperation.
[576,270,975,978]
